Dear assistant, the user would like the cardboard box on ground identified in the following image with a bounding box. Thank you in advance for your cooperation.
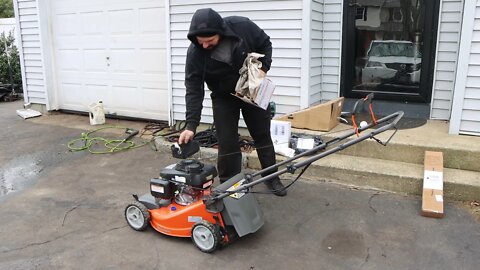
[277,97,344,132]
[422,151,444,218]
[269,97,344,157]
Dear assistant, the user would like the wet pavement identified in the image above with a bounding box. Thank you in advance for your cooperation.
[0,101,479,270]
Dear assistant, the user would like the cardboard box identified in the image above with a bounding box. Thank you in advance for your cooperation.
[277,97,344,131]
[270,120,291,145]
[421,151,444,218]
[232,78,275,110]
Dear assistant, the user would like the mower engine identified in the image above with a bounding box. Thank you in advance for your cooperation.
[150,159,217,205]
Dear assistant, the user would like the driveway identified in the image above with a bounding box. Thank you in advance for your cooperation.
[1,101,479,270]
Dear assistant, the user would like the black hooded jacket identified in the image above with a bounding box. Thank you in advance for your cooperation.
[184,8,272,132]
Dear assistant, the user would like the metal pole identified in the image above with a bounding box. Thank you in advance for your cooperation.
[212,111,404,201]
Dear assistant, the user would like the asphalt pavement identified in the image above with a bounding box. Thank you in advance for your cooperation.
[0,101,479,270]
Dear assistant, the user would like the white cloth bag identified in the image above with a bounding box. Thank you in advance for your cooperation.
[235,52,265,99]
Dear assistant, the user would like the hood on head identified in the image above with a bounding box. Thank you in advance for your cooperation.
[187,8,225,46]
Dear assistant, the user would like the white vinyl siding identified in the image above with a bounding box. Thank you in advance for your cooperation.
[13,0,46,105]
[460,3,480,135]
[450,0,480,135]
[431,0,464,119]
[169,0,303,125]
[320,0,342,102]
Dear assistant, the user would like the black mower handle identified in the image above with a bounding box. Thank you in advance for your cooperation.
[210,109,404,201]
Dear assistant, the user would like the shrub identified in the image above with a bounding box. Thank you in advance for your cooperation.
[0,31,22,93]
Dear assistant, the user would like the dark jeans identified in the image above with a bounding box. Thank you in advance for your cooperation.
[212,94,278,183]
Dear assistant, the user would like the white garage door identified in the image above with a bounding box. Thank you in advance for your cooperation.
[51,0,169,120]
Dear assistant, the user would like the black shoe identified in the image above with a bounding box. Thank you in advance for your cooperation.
[265,179,287,196]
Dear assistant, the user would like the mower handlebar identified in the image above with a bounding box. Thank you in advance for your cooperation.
[209,109,404,202]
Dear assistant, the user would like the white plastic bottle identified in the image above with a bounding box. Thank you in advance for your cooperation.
[89,101,105,125]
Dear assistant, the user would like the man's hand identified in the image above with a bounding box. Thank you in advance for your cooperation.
[178,130,195,144]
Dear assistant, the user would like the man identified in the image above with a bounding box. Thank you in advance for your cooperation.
[178,8,287,196]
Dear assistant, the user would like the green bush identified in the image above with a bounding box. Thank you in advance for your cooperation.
[0,31,22,92]
[0,0,14,18]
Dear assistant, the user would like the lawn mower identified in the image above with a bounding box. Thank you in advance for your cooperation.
[124,94,404,253]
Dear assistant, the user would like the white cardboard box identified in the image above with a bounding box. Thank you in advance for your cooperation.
[233,78,276,110]
[270,120,291,145]
[421,151,444,218]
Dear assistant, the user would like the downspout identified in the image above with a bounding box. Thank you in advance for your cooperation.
[37,0,58,110]
[300,0,312,108]
[165,0,174,126]
[12,0,28,105]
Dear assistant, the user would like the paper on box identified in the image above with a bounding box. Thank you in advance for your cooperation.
[270,120,291,146]
[421,151,444,218]
[232,78,276,110]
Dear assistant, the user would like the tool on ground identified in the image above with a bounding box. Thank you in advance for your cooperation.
[16,102,42,119]
[124,94,404,253]
[110,128,139,152]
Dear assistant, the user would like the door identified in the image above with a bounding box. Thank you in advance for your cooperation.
[51,0,169,120]
[341,0,440,102]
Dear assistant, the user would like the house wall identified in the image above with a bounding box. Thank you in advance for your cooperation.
[12,0,47,105]
[431,0,464,120]
[169,0,303,125]
[450,0,480,135]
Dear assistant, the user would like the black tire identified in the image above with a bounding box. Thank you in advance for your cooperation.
[125,201,150,231]
[191,221,221,253]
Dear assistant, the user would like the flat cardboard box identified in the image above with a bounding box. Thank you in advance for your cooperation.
[232,78,275,110]
[276,97,344,131]
[421,151,444,218]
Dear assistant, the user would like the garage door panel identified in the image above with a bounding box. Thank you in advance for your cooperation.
[111,49,137,73]
[60,83,83,105]
[110,85,140,111]
[84,49,108,72]
[142,88,169,115]
[140,49,166,73]
[55,13,79,36]
[57,49,81,71]
[80,11,107,35]
[108,9,136,35]
[84,84,109,106]
[107,36,166,49]
[138,74,168,85]
[140,7,165,33]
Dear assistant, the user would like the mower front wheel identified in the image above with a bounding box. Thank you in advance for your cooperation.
[191,221,221,253]
[125,201,150,231]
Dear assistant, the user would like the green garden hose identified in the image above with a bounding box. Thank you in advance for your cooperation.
[67,126,149,154]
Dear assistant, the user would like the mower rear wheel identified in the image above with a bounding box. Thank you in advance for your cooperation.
[191,221,221,253]
[125,201,150,231]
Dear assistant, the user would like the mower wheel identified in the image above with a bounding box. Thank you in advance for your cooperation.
[125,201,150,231]
[191,221,221,253]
